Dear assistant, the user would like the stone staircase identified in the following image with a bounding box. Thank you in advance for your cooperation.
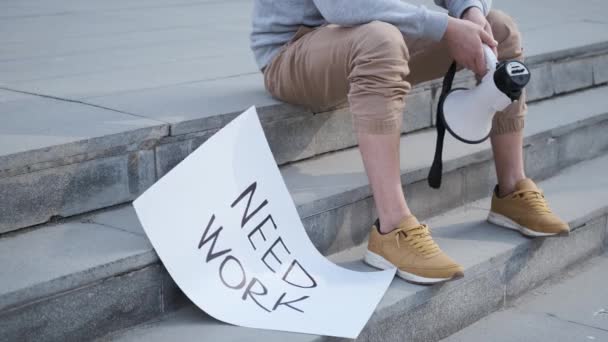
[2,0,608,341]
[98,154,608,342]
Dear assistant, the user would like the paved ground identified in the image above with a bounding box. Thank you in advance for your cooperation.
[2,0,608,158]
[2,0,608,99]
[442,253,608,342]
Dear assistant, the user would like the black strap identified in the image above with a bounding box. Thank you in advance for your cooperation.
[428,62,457,189]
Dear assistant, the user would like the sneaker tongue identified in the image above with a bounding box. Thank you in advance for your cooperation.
[515,178,539,192]
[396,216,421,230]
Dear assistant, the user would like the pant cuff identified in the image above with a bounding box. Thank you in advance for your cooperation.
[490,116,525,136]
[353,115,403,135]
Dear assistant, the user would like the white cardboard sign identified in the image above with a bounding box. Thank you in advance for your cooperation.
[133,107,395,338]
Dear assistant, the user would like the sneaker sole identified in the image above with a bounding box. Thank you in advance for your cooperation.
[363,250,463,285]
[487,212,567,237]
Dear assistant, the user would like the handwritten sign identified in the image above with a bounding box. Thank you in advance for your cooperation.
[133,107,395,338]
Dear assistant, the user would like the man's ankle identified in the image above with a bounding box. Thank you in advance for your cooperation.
[497,175,527,197]
[378,213,413,234]
[497,185,514,198]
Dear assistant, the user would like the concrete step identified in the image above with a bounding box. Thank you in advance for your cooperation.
[97,151,608,342]
[2,40,607,233]
[0,207,171,342]
[2,84,608,341]
[441,252,608,342]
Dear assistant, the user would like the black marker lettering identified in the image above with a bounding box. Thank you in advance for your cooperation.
[218,255,246,290]
[261,237,291,273]
[230,182,269,228]
[273,293,309,313]
[198,214,231,262]
[282,259,318,289]
[242,277,271,312]
[248,214,277,250]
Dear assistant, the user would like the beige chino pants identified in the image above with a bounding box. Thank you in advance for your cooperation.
[263,10,526,135]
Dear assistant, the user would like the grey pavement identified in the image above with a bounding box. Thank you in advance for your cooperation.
[2,0,608,98]
[442,252,608,342]
[0,91,165,158]
[0,219,154,311]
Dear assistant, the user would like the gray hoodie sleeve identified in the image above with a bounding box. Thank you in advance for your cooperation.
[312,0,492,43]
[434,0,492,18]
[312,0,449,42]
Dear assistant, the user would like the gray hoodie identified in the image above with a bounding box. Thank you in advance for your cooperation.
[251,0,491,69]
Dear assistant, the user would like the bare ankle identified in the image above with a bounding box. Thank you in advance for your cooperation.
[378,212,413,234]
[498,184,515,197]
[498,175,527,197]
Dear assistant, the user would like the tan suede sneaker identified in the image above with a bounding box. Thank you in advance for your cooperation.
[364,216,464,285]
[488,178,569,237]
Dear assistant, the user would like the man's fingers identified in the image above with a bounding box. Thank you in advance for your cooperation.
[484,24,499,55]
[474,49,487,76]
[484,24,494,38]
[479,28,498,48]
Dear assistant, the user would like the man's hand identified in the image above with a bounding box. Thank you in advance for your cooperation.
[443,9,497,77]
[462,7,497,56]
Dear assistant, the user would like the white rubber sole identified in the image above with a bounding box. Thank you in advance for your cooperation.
[364,251,460,285]
[487,211,565,237]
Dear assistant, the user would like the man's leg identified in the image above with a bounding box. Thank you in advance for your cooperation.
[491,132,526,197]
[348,23,413,233]
[264,22,463,283]
[264,22,412,232]
[358,134,412,233]
[485,11,569,236]
[486,10,527,196]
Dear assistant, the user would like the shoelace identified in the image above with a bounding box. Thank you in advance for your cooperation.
[512,189,551,214]
[393,224,441,257]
